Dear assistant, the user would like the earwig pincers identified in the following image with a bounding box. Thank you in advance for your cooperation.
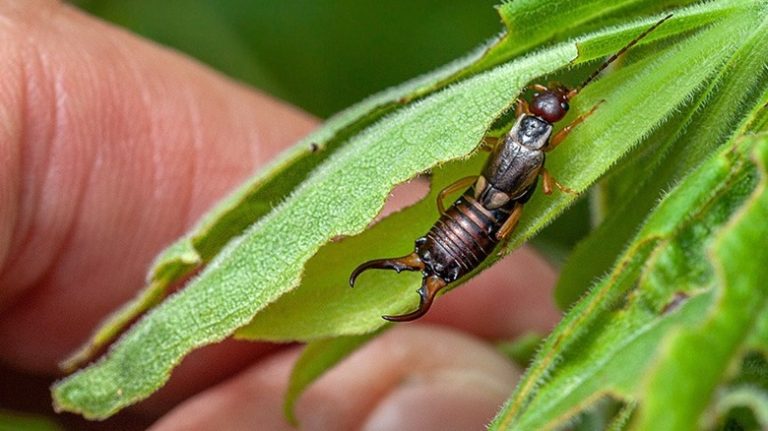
[350,15,673,321]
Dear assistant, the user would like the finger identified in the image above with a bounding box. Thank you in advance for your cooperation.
[0,0,316,374]
[149,325,519,431]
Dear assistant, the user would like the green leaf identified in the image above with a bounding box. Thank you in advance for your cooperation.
[714,385,768,430]
[488,131,765,428]
[497,333,546,368]
[556,8,768,307]
[634,135,768,430]
[52,34,577,420]
[236,12,738,342]
[607,402,637,431]
[749,314,768,355]
[482,0,712,70]
[59,13,501,370]
[283,331,382,425]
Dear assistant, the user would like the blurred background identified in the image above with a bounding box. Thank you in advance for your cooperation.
[73,0,502,118]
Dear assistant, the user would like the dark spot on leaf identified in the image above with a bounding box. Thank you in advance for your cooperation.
[661,291,689,315]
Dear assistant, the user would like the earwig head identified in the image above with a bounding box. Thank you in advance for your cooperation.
[530,86,571,123]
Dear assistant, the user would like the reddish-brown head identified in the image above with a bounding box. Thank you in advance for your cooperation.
[530,86,572,123]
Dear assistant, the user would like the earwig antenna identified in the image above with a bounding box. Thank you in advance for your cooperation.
[574,13,673,95]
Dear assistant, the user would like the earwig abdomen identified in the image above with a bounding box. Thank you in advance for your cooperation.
[416,193,505,283]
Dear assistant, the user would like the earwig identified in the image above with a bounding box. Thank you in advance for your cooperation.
[350,15,673,321]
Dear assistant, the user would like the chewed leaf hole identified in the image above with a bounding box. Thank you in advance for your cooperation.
[376,176,431,221]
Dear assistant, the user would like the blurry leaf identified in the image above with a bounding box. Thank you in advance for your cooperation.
[77,0,502,116]
[749,315,768,355]
[714,386,768,430]
[283,331,382,425]
[497,333,545,368]
[607,402,637,431]
[0,410,63,431]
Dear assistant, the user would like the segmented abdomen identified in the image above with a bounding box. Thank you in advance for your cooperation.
[416,193,502,282]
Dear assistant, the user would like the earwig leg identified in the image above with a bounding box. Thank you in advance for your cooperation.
[349,252,424,287]
[541,168,577,196]
[437,176,478,216]
[479,136,499,152]
[547,100,605,151]
[495,202,524,241]
[383,275,447,322]
[515,98,531,117]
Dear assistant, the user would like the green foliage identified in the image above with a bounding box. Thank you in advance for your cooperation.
[556,7,768,306]
[489,132,768,430]
[497,332,546,368]
[0,410,62,431]
[54,1,768,429]
[635,136,768,430]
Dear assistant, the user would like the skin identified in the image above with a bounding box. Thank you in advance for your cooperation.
[0,1,561,429]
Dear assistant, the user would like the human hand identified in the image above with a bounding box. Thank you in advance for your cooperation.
[0,2,560,429]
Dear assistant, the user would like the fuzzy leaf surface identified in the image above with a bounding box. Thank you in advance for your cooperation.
[635,135,768,430]
[489,134,766,429]
[556,6,768,306]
